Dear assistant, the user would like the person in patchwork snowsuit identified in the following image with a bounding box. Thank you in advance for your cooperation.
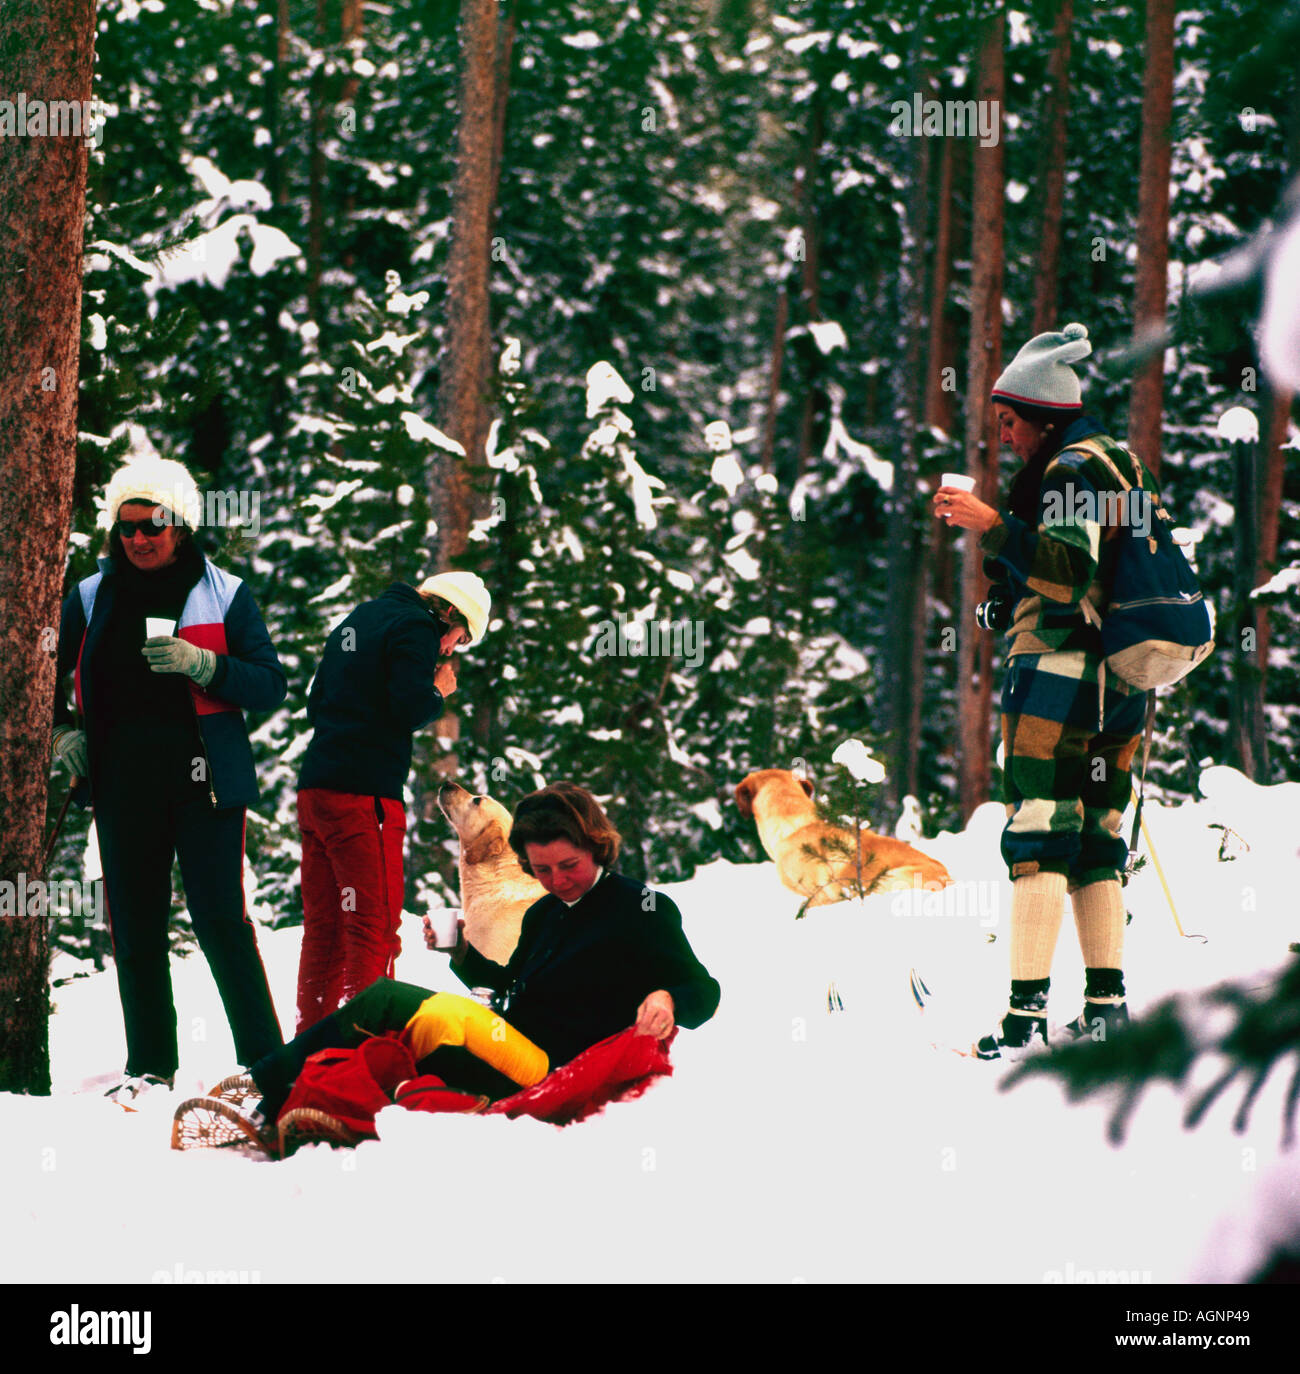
[934,322,1151,1059]
[51,456,287,1103]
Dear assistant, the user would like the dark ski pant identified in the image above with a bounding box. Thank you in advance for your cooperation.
[95,766,283,1079]
[249,977,521,1119]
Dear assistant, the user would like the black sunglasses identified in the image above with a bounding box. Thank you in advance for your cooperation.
[116,516,171,539]
[429,598,468,632]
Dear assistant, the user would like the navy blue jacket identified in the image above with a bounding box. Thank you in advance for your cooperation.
[56,552,287,810]
[297,583,446,801]
[453,870,722,1067]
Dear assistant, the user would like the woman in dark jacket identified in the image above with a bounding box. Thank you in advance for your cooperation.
[245,783,721,1123]
[52,457,287,1103]
[293,571,491,1031]
[934,323,1152,1060]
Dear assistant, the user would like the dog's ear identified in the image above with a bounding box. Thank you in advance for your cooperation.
[462,827,508,866]
[734,778,755,820]
[797,774,815,801]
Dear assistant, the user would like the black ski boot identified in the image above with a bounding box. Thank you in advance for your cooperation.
[1056,1000,1130,1044]
[972,979,1050,1061]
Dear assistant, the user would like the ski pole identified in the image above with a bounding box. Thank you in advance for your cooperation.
[40,778,78,876]
[1130,785,1205,942]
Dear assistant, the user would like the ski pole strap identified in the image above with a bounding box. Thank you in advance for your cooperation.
[1127,690,1159,855]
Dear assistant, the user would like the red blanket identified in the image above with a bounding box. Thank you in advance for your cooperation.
[279,1026,674,1139]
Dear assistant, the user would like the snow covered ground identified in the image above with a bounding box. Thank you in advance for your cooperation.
[3,767,1298,1284]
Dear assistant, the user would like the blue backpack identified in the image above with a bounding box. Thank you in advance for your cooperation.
[1067,438,1215,690]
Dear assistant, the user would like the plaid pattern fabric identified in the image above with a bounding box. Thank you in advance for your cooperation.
[980,424,1157,659]
[1000,649,1147,885]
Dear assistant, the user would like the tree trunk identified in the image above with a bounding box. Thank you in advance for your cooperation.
[793,97,825,479]
[958,11,1005,821]
[759,286,789,473]
[928,144,967,614]
[1127,0,1175,480]
[1229,434,1264,778]
[1253,384,1292,733]
[924,134,956,435]
[433,0,499,567]
[1031,0,1073,334]
[0,0,96,1094]
[306,0,329,320]
[885,61,933,814]
[269,0,292,208]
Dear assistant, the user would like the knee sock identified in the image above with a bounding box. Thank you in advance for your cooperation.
[1071,880,1126,1002]
[1009,871,1069,983]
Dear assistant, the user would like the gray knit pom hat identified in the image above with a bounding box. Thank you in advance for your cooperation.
[991,322,1091,410]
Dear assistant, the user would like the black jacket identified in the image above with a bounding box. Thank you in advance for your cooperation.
[452,870,721,1067]
[298,583,446,800]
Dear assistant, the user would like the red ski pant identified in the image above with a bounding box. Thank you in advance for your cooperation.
[295,788,406,1033]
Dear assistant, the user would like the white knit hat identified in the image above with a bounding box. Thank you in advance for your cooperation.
[105,456,203,528]
[991,322,1092,409]
[416,571,492,645]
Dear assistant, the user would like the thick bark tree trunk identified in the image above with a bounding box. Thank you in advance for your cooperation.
[1127,0,1175,480]
[0,0,96,1094]
[433,0,499,567]
[1031,0,1073,334]
[957,11,1005,821]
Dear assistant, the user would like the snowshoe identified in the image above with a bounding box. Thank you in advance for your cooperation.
[277,1107,363,1157]
[171,1096,275,1156]
[206,1073,263,1112]
[1054,1001,1130,1045]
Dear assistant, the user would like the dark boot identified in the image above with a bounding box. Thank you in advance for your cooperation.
[973,978,1050,1061]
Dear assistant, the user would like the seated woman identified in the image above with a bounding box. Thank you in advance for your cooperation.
[244,782,721,1127]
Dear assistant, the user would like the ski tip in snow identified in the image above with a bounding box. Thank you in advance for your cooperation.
[909,967,931,1011]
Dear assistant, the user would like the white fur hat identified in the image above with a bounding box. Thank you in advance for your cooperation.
[991,322,1092,410]
[416,571,492,646]
[105,456,203,528]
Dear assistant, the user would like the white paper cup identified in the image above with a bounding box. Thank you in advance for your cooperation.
[940,473,976,493]
[145,617,177,639]
[429,907,463,951]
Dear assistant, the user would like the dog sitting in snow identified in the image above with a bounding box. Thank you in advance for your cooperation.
[734,768,952,906]
[436,781,545,964]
